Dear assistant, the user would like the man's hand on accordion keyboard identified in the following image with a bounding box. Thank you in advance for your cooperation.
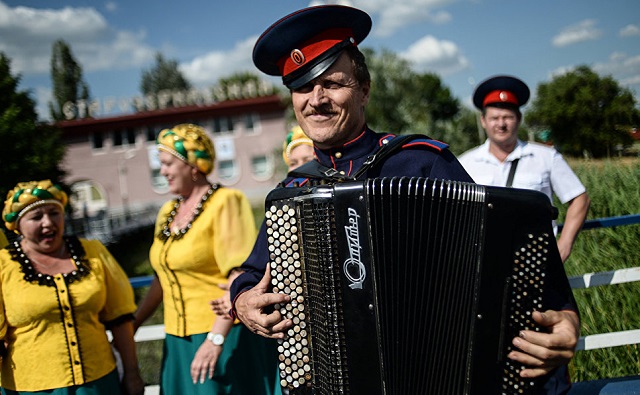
[234,267,293,339]
[508,309,580,378]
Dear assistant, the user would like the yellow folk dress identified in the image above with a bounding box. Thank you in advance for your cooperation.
[0,237,136,392]
[0,231,7,249]
[150,185,280,394]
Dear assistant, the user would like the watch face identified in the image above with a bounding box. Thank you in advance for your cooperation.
[211,334,224,346]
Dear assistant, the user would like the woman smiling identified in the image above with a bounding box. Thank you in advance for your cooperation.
[0,180,143,395]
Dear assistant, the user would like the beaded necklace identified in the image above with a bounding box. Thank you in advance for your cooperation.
[157,183,220,241]
[10,236,91,287]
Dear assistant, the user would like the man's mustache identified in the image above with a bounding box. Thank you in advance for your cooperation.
[304,105,336,116]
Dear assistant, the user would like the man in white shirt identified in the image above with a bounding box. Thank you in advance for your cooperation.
[459,75,590,262]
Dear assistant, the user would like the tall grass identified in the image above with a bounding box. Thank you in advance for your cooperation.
[559,158,640,381]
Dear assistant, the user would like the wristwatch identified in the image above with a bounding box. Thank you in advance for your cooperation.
[206,332,225,346]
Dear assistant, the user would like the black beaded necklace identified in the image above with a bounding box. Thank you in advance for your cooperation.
[157,183,220,241]
[10,236,91,287]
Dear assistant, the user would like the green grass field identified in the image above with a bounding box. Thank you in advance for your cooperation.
[560,158,640,381]
[114,157,640,385]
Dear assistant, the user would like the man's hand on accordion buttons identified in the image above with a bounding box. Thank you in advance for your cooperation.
[235,267,293,339]
[508,309,580,378]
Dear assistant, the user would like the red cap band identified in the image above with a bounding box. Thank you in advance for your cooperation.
[277,28,355,77]
[483,90,519,107]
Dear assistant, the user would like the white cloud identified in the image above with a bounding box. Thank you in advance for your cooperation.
[352,0,455,37]
[400,34,469,76]
[0,1,155,75]
[308,0,354,6]
[179,36,259,86]
[619,24,640,37]
[304,0,454,37]
[550,51,640,96]
[552,19,602,48]
[34,85,53,121]
[105,2,118,13]
[593,52,640,93]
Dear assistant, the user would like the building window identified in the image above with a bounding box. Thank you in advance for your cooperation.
[113,130,123,147]
[125,128,136,145]
[151,168,169,191]
[218,159,239,182]
[113,129,136,148]
[70,180,108,219]
[213,117,234,134]
[251,155,273,180]
[243,114,256,132]
[146,126,157,142]
[92,132,104,150]
[147,145,169,193]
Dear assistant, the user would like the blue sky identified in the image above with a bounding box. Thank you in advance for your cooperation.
[2,0,639,121]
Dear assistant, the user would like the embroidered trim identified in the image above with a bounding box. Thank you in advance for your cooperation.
[9,236,91,287]
[156,184,220,241]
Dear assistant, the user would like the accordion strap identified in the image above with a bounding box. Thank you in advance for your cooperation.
[286,160,353,182]
[352,134,426,179]
[287,134,441,182]
[505,158,519,187]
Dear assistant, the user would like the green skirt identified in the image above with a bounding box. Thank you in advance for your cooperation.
[161,324,282,395]
[1,369,120,395]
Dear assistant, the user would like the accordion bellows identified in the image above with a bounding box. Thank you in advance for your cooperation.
[266,177,569,395]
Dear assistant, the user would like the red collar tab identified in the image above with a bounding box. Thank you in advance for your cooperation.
[278,28,355,77]
[483,90,519,107]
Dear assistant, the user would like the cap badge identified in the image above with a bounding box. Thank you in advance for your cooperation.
[499,91,508,101]
[291,49,305,66]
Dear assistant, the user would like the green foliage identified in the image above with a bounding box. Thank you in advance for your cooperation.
[559,159,640,381]
[362,48,460,137]
[0,53,66,203]
[526,66,639,158]
[363,48,415,134]
[49,40,91,121]
[140,52,191,102]
[443,107,484,156]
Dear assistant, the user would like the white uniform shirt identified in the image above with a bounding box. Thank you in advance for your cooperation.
[459,139,585,204]
[459,139,585,233]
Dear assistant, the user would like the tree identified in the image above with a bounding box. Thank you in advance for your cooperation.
[362,48,461,141]
[442,107,484,156]
[49,40,91,121]
[363,48,414,134]
[0,53,66,208]
[140,52,191,108]
[526,66,639,158]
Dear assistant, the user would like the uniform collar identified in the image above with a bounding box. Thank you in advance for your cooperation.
[313,126,388,167]
[479,139,532,163]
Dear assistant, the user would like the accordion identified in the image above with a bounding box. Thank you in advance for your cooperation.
[265,177,569,395]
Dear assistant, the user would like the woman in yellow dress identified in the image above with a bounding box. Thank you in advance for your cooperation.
[0,180,143,395]
[0,230,7,249]
[134,124,280,394]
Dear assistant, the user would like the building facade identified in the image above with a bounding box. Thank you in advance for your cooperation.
[57,94,288,241]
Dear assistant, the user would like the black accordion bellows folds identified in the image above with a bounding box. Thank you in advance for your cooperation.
[265,177,573,395]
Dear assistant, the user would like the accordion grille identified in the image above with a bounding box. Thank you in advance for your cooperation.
[366,178,485,393]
